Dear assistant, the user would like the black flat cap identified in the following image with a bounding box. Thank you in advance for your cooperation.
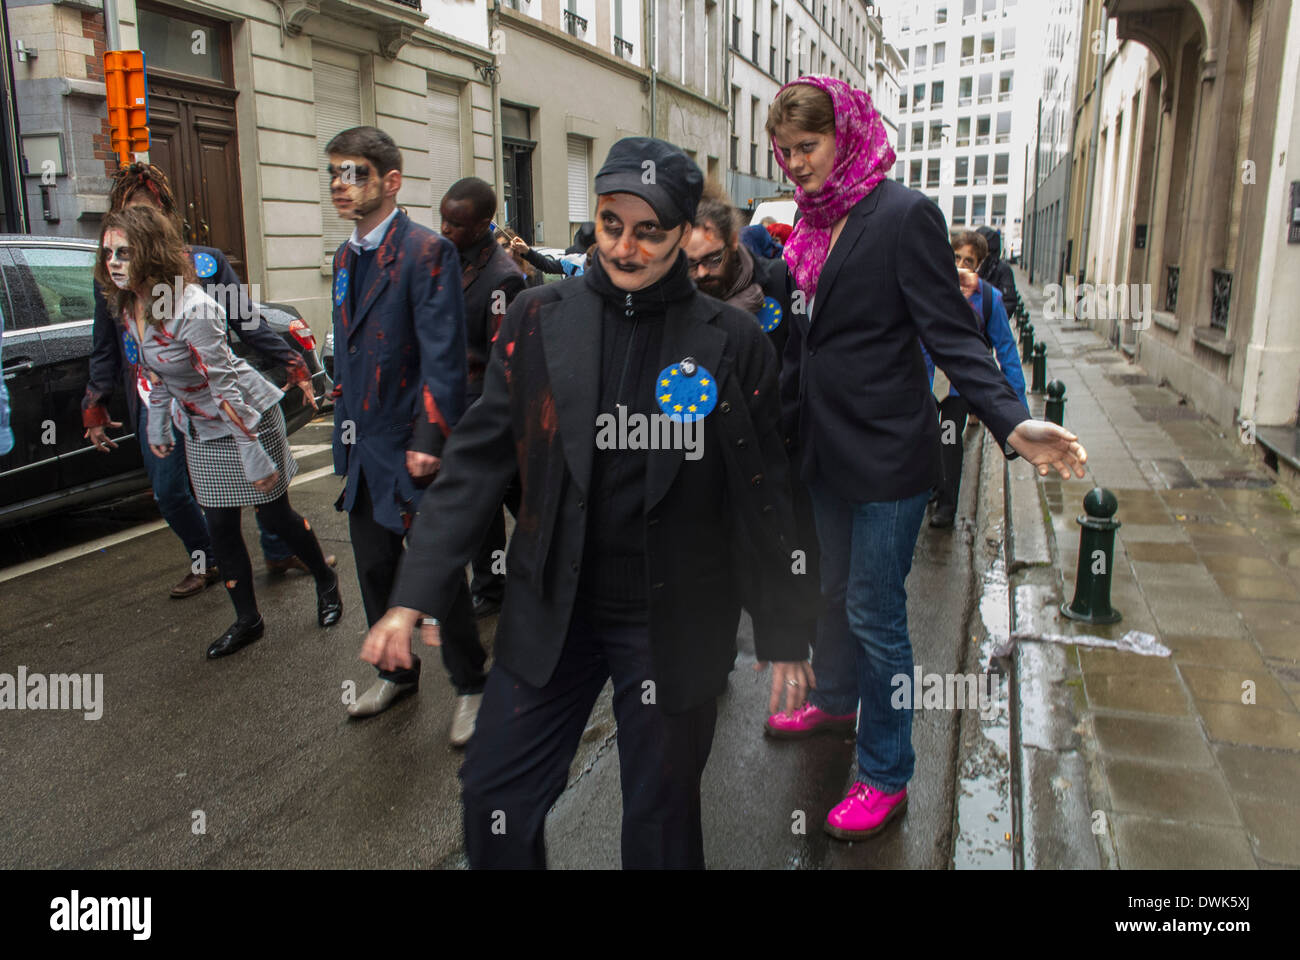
[594,137,703,229]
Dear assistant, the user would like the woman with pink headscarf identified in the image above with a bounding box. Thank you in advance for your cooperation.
[763,76,1088,840]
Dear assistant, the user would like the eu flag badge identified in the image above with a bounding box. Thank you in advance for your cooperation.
[193,252,219,279]
[333,268,349,307]
[758,296,782,332]
[121,328,139,365]
[655,356,717,422]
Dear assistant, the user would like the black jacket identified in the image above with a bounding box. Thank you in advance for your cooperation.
[460,234,525,400]
[390,266,818,714]
[750,252,794,369]
[976,226,1021,317]
[781,180,1031,503]
[81,245,305,429]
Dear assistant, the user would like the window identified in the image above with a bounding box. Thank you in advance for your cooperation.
[963,0,977,19]
[992,194,1007,225]
[956,117,971,147]
[427,81,464,215]
[929,120,944,148]
[958,76,973,106]
[972,195,987,224]
[567,135,591,225]
[976,115,990,145]
[936,6,948,25]
[909,160,922,187]
[933,42,945,66]
[138,7,226,81]
[900,89,909,112]
[930,80,944,107]
[974,154,989,185]
[999,71,1013,101]
[926,158,941,188]
[911,122,924,148]
[961,35,974,64]
[9,246,96,325]
[1001,28,1016,58]
[952,195,967,225]
[978,72,993,103]
[983,0,997,15]
[981,33,995,61]
[914,46,927,69]
[895,159,906,182]
[996,111,1011,143]
[913,83,926,109]
[955,156,969,185]
[897,126,906,151]
[994,153,1009,184]
[899,47,909,68]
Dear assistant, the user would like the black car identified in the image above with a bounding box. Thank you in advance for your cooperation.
[0,235,332,526]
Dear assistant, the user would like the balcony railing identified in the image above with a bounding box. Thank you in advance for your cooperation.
[1165,265,1180,311]
[563,9,588,37]
[387,0,421,7]
[999,91,1012,102]
[960,55,975,66]
[976,135,989,145]
[614,36,633,59]
[958,96,972,107]
[1210,268,1232,330]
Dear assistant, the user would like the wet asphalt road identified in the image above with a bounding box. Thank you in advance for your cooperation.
[0,413,982,869]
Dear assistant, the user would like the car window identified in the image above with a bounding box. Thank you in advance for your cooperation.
[9,246,98,326]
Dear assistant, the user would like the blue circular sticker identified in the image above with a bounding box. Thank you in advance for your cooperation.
[333,268,349,307]
[758,296,783,332]
[121,328,139,365]
[192,252,218,279]
[655,357,717,422]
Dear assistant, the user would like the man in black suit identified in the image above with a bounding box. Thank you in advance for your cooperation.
[361,137,819,869]
[438,178,526,618]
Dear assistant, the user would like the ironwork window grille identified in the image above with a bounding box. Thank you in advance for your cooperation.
[1210,268,1232,331]
[563,9,588,37]
[1165,265,1180,311]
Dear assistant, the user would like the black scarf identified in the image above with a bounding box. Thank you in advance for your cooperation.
[583,248,696,317]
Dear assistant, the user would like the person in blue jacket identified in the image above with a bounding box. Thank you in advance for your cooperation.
[924,229,1028,527]
[326,125,487,738]
[81,163,330,598]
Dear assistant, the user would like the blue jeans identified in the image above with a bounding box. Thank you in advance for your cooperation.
[136,404,291,564]
[807,482,929,794]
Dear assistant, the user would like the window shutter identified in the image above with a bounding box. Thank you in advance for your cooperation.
[315,58,363,256]
[567,135,590,224]
[428,86,463,211]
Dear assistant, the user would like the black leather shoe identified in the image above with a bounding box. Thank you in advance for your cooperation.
[317,574,343,627]
[472,594,502,619]
[207,616,264,659]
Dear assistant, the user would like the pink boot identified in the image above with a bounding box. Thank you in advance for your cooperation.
[765,702,857,739]
[824,782,908,839]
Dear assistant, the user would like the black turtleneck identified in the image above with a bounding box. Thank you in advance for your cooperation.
[578,250,696,623]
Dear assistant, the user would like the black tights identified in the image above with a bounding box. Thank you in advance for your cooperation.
[204,493,334,623]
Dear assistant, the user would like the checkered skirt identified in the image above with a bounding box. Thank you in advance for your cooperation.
[184,404,298,508]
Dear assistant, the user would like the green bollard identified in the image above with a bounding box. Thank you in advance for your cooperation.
[1061,488,1122,625]
[1031,342,1047,393]
[1021,323,1035,362]
[1045,379,1066,425]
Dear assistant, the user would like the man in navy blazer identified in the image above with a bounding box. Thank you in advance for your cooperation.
[327,126,487,737]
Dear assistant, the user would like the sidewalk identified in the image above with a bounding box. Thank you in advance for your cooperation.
[1004,266,1300,869]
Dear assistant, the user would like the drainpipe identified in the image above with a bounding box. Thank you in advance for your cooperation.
[1079,9,1107,285]
[490,0,504,214]
[103,0,121,50]
[1028,96,1041,283]
[648,0,657,137]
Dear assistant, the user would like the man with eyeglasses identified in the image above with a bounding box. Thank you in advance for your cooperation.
[681,181,795,369]
[326,125,488,734]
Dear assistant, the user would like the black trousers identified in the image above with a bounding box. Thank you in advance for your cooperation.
[347,471,486,692]
[469,475,521,604]
[934,393,972,518]
[460,611,717,869]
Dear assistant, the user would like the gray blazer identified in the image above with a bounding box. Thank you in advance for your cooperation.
[140,283,284,483]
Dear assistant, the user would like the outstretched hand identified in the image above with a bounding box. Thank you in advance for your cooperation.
[1007,419,1088,479]
[360,606,422,673]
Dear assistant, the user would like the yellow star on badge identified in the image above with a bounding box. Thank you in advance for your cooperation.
[660,394,671,403]
[688,405,698,412]
[700,393,709,401]
[673,404,683,412]
[670,369,678,376]
[701,378,710,386]
[661,379,670,387]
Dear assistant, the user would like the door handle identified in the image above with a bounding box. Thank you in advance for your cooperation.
[187,201,199,244]
[2,357,34,380]
[200,217,211,245]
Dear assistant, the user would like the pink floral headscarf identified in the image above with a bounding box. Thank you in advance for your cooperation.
[770,76,896,298]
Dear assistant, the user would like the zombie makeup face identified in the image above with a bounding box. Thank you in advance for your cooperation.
[327,153,395,222]
[102,228,132,290]
[595,193,691,292]
[954,245,981,272]
[683,223,737,299]
[772,124,837,195]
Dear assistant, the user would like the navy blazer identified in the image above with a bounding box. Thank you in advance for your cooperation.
[780,179,1031,503]
[330,210,468,536]
[82,245,305,429]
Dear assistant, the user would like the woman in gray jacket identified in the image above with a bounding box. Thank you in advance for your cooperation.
[96,205,342,658]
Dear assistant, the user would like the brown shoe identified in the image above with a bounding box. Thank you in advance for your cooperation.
[171,569,215,599]
[266,554,338,577]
